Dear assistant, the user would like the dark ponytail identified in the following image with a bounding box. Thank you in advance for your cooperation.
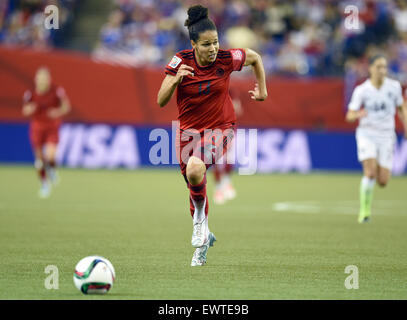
[184,5,216,42]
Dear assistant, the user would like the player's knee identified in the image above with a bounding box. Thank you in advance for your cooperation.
[186,156,205,185]
[364,171,376,180]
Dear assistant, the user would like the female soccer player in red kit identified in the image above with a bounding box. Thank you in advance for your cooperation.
[22,67,71,198]
[157,5,267,266]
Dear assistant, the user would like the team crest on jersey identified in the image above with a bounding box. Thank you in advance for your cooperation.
[216,68,225,77]
[169,55,182,69]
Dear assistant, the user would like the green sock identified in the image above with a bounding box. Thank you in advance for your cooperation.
[359,176,375,219]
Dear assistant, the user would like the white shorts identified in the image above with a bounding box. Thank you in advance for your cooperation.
[356,128,396,170]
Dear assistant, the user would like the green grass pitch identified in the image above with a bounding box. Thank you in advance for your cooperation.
[0,166,406,299]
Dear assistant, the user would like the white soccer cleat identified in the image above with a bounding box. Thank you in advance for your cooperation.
[224,184,236,200]
[191,218,208,248]
[38,181,51,199]
[213,189,226,205]
[191,232,216,267]
[191,247,206,266]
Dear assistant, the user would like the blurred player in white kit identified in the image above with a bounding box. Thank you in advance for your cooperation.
[346,55,407,223]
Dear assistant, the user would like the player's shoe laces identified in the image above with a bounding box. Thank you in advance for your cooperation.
[224,184,236,200]
[191,232,216,267]
[214,189,226,205]
[191,218,207,248]
[38,181,51,199]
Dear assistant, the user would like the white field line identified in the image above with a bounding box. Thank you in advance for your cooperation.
[271,200,407,215]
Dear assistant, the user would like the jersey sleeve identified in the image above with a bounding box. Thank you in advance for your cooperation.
[348,86,363,111]
[164,53,183,76]
[229,48,246,72]
[23,90,33,104]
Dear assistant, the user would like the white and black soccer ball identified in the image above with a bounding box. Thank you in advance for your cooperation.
[73,256,115,294]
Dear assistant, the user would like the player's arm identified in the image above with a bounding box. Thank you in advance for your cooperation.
[345,109,367,122]
[48,96,71,118]
[48,88,71,119]
[157,64,194,107]
[345,86,367,122]
[22,102,37,117]
[22,91,36,117]
[59,96,71,116]
[396,85,407,138]
[243,48,267,101]
[397,101,407,138]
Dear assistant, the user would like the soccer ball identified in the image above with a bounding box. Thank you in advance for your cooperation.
[73,255,115,294]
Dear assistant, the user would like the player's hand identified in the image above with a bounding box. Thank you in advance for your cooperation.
[174,64,194,84]
[47,109,61,119]
[27,104,36,113]
[358,109,368,119]
[248,83,267,101]
[22,103,37,116]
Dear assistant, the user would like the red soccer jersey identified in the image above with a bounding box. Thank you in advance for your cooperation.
[23,85,66,127]
[164,48,246,132]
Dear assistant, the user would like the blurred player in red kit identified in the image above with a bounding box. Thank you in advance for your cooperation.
[157,5,267,266]
[212,88,242,205]
[22,67,71,198]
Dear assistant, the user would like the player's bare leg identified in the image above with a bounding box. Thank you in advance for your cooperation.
[45,143,59,186]
[359,159,377,223]
[213,164,226,205]
[377,166,391,188]
[34,148,50,198]
[222,163,236,201]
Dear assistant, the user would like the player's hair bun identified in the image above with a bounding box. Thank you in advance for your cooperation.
[184,5,209,27]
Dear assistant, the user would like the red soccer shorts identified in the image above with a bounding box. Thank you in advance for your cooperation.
[176,125,235,176]
[29,122,60,149]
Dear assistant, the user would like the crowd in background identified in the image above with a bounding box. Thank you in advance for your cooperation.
[0,0,77,49]
[93,0,407,82]
[0,0,407,82]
